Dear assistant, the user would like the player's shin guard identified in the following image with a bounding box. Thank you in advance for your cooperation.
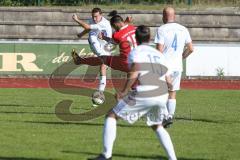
[103,117,116,159]
[156,126,177,160]
[98,76,106,92]
[167,99,176,118]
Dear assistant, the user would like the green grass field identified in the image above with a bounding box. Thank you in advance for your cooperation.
[0,88,240,160]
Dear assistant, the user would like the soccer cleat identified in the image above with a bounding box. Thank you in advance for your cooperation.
[87,154,112,160]
[162,117,173,128]
[71,48,81,65]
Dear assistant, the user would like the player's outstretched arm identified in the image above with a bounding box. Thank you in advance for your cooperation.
[77,29,90,38]
[182,42,194,59]
[99,32,117,45]
[72,14,91,30]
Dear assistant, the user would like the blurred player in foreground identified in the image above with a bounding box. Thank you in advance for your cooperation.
[87,25,177,160]
[155,7,194,127]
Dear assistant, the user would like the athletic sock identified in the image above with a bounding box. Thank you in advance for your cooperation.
[156,126,177,160]
[167,99,176,118]
[98,76,106,92]
[103,117,117,159]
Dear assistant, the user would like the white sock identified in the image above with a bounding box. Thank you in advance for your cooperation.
[156,126,177,160]
[98,76,106,92]
[103,117,117,159]
[167,99,176,118]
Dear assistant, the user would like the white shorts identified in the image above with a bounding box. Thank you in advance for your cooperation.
[113,93,169,126]
[88,36,111,56]
[169,71,182,91]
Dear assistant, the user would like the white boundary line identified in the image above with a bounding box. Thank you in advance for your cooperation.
[0,39,89,44]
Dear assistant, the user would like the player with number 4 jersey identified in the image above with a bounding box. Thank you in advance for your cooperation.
[154,7,194,127]
[155,23,191,72]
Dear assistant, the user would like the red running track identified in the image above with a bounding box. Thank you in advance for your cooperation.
[0,78,240,90]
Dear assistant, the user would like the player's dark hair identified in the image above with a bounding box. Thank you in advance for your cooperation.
[92,8,102,14]
[108,10,118,17]
[110,15,124,26]
[135,25,150,44]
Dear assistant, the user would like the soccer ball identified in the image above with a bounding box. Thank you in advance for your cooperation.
[92,91,105,106]
[104,43,116,52]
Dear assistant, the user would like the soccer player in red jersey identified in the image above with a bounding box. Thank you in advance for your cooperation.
[72,14,137,73]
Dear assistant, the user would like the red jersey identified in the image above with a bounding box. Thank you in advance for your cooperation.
[113,25,137,59]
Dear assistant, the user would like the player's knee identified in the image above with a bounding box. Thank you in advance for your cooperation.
[100,56,107,63]
[151,124,162,131]
[168,91,176,99]
[106,111,117,119]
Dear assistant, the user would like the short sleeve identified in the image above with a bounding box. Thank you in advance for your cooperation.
[112,32,120,44]
[154,27,165,44]
[185,29,192,44]
[106,24,112,38]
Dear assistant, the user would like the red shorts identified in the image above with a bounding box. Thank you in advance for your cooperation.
[80,55,130,73]
[104,56,129,72]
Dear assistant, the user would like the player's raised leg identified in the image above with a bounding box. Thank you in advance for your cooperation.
[71,51,129,72]
[71,48,104,66]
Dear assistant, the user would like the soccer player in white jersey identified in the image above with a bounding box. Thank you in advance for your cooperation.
[72,8,112,94]
[154,7,194,127]
[88,25,177,160]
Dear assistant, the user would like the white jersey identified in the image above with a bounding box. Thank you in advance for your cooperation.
[88,17,112,56]
[128,44,170,97]
[154,23,192,71]
[89,16,112,38]
[114,44,170,125]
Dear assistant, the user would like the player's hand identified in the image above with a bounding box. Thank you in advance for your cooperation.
[98,32,103,39]
[115,91,126,101]
[77,33,82,38]
[125,16,133,24]
[72,14,79,21]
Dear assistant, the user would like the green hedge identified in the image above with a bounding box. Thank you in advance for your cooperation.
[0,0,197,6]
[0,0,239,6]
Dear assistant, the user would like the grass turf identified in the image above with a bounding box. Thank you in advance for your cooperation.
[0,88,239,160]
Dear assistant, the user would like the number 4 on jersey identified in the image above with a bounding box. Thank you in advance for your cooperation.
[171,34,177,51]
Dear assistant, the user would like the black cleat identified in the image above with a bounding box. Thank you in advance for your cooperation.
[87,154,112,160]
[71,48,81,65]
[162,117,173,128]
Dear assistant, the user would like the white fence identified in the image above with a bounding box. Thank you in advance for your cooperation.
[186,43,240,77]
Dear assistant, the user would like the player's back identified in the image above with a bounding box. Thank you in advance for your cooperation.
[156,23,191,71]
[113,25,137,59]
[128,44,169,97]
